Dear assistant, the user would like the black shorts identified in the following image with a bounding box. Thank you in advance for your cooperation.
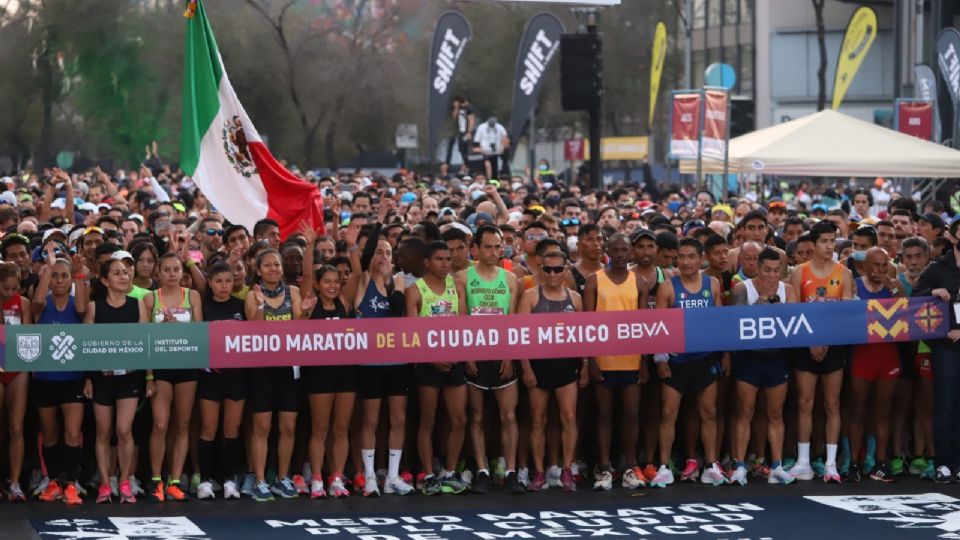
[33,378,85,408]
[417,363,466,388]
[247,367,300,413]
[303,365,359,395]
[359,365,413,400]
[897,342,919,380]
[91,372,145,406]
[198,370,247,402]
[530,358,581,391]
[467,360,518,391]
[792,345,847,375]
[154,369,199,385]
[733,351,790,389]
[600,370,641,390]
[663,354,721,395]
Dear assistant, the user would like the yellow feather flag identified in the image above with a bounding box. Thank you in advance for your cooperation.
[832,6,878,110]
[649,21,667,128]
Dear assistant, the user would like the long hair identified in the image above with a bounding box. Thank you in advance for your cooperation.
[90,259,124,302]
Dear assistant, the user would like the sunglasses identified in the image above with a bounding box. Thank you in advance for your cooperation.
[526,233,548,242]
[768,201,787,210]
[561,218,580,227]
[205,228,224,236]
[83,226,104,236]
[542,265,566,274]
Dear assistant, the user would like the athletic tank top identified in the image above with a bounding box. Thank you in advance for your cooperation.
[2,295,23,325]
[799,262,845,302]
[357,279,392,319]
[744,279,787,305]
[94,296,140,375]
[531,286,578,364]
[670,274,714,362]
[466,266,511,316]
[203,296,245,322]
[262,285,293,321]
[151,287,193,323]
[645,266,666,309]
[855,277,892,300]
[596,270,641,371]
[311,298,348,320]
[415,275,459,317]
[35,294,83,381]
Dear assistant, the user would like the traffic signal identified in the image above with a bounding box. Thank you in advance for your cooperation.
[560,34,602,111]
[729,97,754,137]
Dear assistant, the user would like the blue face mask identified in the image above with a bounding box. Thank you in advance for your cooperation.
[538,164,548,171]
[503,245,514,258]
[852,250,867,262]
[667,201,683,213]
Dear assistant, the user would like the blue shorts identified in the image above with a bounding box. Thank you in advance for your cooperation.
[600,370,640,390]
[733,351,789,389]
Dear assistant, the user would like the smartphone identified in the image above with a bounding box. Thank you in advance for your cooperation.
[189,250,204,264]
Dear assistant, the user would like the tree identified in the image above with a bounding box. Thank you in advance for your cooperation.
[812,0,827,111]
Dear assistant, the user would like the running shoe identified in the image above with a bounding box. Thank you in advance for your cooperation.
[328,474,350,498]
[74,482,88,499]
[165,482,189,502]
[844,463,861,483]
[470,471,491,494]
[823,464,842,484]
[621,467,645,490]
[572,460,588,484]
[546,465,563,489]
[128,476,144,496]
[642,464,658,482]
[679,459,699,482]
[729,465,748,486]
[310,478,325,499]
[415,472,426,491]
[909,457,929,475]
[109,476,119,498]
[864,436,877,474]
[441,472,468,494]
[921,461,936,481]
[936,466,953,484]
[149,480,164,503]
[32,476,50,499]
[493,458,507,485]
[517,467,530,489]
[252,481,274,502]
[362,475,380,498]
[811,458,826,478]
[95,484,112,504]
[529,471,547,492]
[270,477,299,499]
[788,462,815,481]
[240,473,255,497]
[701,462,729,486]
[400,469,414,486]
[384,476,414,496]
[751,459,770,479]
[197,481,215,500]
[190,473,201,495]
[353,472,367,494]
[38,479,62,502]
[503,471,525,494]
[767,467,795,485]
[593,469,613,491]
[292,474,308,496]
[119,479,136,504]
[62,482,82,505]
[890,456,905,476]
[223,479,241,499]
[649,465,674,488]
[870,462,896,483]
[560,468,576,492]
[421,475,442,496]
[840,439,851,475]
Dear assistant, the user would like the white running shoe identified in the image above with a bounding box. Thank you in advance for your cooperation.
[701,463,729,486]
[108,476,119,497]
[517,467,530,488]
[730,465,749,486]
[32,476,50,498]
[310,479,325,499]
[546,465,563,488]
[384,476,414,496]
[460,469,473,488]
[223,480,241,499]
[128,476,144,496]
[650,465,674,488]
[593,470,613,491]
[328,475,350,498]
[621,468,645,490]
[768,467,796,484]
[197,481,215,500]
[362,476,380,497]
[789,462,815,481]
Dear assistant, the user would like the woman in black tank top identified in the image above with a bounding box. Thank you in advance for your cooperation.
[82,259,148,504]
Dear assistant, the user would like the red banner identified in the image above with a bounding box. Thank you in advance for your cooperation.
[702,89,729,160]
[564,139,586,161]
[669,93,702,159]
[208,310,685,368]
[897,101,934,140]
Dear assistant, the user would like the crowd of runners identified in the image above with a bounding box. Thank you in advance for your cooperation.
[0,164,956,505]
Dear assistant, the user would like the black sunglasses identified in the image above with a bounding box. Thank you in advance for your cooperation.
[205,228,224,236]
[542,265,566,274]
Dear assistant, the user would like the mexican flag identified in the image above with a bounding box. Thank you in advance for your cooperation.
[180,0,324,239]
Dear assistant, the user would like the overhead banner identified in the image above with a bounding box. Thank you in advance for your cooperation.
[702,89,729,160]
[509,13,565,144]
[895,100,934,140]
[427,12,473,163]
[937,28,960,148]
[832,6,878,110]
[914,64,942,142]
[649,21,668,128]
[669,92,702,159]
[3,299,947,372]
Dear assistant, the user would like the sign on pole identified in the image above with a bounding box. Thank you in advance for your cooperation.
[894,99,934,141]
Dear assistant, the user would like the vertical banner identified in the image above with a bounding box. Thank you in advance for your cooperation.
[428,12,473,164]
[937,28,960,148]
[649,21,667,128]
[702,88,729,160]
[895,99,934,140]
[669,92,702,159]
[832,6,878,110]
[915,64,942,142]
[509,13,564,145]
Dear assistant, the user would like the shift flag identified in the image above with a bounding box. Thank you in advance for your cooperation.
[509,13,564,145]
[427,12,472,164]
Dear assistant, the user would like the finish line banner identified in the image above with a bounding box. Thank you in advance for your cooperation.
[2,298,948,372]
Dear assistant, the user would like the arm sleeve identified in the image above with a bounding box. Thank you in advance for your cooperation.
[360,223,383,273]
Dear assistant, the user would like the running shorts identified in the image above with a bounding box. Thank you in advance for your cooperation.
[600,370,641,390]
[416,363,466,388]
[198,370,247,402]
[91,372,145,406]
[663,353,721,395]
[302,365,359,395]
[529,358,581,391]
[792,345,847,375]
[247,367,300,413]
[851,343,901,382]
[154,369,199,385]
[466,360,519,391]
[33,378,85,408]
[359,365,413,400]
[732,350,789,389]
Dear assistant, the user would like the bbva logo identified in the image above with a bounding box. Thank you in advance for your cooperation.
[738,314,813,340]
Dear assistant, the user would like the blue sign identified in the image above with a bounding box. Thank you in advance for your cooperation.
[705,62,737,90]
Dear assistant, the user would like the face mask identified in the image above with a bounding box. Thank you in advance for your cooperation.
[852,250,867,262]
[832,252,839,262]
[667,201,682,213]
[503,245,514,258]
[538,164,548,171]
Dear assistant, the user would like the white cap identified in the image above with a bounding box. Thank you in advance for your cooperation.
[111,250,135,264]
[78,202,97,213]
[50,198,67,210]
[0,192,17,207]
[97,203,112,212]
[449,222,472,236]
[128,213,144,224]
[339,192,353,203]
[42,228,66,242]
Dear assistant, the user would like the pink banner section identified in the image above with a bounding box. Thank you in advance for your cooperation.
[209,310,685,368]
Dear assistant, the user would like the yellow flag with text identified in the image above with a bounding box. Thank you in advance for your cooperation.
[649,21,667,127]
[832,6,878,110]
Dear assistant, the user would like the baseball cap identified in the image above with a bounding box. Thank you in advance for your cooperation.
[50,198,67,210]
[111,250,135,264]
[918,212,946,232]
[682,219,706,236]
[400,192,417,204]
[629,228,656,245]
[0,192,17,207]
[42,228,66,243]
[466,212,494,231]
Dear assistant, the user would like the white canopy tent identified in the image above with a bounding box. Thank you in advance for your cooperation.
[679,109,960,178]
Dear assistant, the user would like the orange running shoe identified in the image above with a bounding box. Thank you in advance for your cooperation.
[62,482,82,505]
[642,464,658,482]
[165,482,189,502]
[353,472,366,494]
[38,480,62,502]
